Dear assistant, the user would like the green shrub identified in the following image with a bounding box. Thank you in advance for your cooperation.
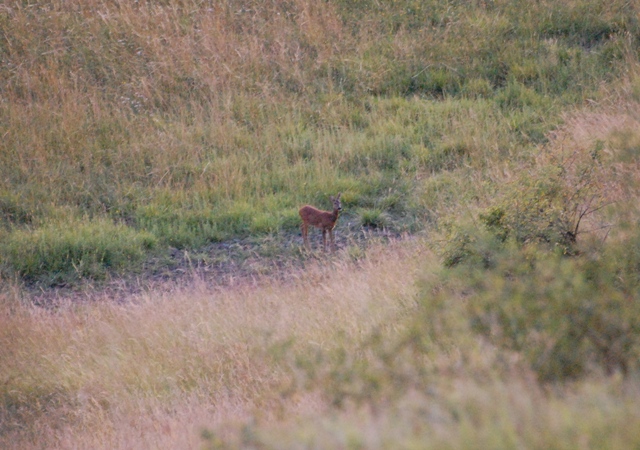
[440,222,504,269]
[391,230,640,386]
[465,239,640,381]
[478,145,607,253]
[285,233,640,423]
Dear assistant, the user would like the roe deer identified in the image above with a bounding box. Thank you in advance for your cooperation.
[299,193,342,252]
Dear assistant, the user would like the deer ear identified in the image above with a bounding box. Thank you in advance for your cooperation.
[330,195,335,201]
[337,193,342,199]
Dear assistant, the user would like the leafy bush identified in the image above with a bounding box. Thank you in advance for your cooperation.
[465,239,640,381]
[291,235,640,412]
[357,207,390,229]
[479,144,608,254]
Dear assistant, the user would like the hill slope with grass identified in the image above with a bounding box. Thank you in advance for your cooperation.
[3,0,640,448]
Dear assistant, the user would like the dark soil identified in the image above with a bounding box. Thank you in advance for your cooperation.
[16,223,403,307]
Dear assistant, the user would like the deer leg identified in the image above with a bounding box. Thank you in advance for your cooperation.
[322,228,328,252]
[330,229,335,252]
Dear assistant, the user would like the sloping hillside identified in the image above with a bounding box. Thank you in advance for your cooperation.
[1,0,638,285]
[3,1,640,448]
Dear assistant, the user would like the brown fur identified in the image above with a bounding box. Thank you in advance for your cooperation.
[299,193,342,252]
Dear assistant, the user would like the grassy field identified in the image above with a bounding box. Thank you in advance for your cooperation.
[2,0,640,448]
[1,0,638,284]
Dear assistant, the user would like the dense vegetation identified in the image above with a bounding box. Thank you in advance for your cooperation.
[2,0,640,448]
[2,0,638,283]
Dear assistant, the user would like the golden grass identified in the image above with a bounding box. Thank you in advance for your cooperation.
[0,239,423,449]
[3,234,640,448]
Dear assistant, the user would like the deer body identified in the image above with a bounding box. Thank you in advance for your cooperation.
[299,193,342,252]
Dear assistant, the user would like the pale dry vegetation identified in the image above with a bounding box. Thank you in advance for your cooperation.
[0,240,422,448]
[3,0,640,448]
[4,231,640,448]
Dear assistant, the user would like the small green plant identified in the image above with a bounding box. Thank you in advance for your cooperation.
[357,208,390,229]
[440,222,502,269]
[462,77,494,99]
[441,225,476,268]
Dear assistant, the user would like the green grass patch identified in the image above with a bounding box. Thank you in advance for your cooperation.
[0,218,156,284]
[356,208,390,229]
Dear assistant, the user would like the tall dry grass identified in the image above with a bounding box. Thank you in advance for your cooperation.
[3,230,640,448]
[0,239,422,449]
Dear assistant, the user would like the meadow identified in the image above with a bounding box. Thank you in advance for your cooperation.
[2,0,640,447]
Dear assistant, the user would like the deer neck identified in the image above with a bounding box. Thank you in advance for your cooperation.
[331,209,340,222]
